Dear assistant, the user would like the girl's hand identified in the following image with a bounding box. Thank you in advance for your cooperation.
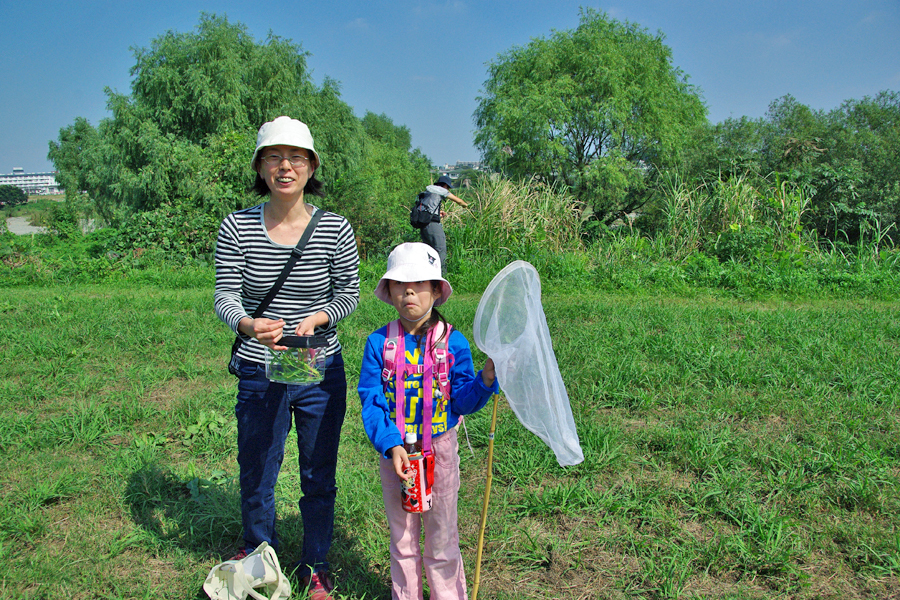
[482,357,496,387]
[390,445,413,482]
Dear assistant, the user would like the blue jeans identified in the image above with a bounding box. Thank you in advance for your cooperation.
[233,353,346,573]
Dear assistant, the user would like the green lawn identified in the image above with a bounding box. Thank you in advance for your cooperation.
[1,282,898,599]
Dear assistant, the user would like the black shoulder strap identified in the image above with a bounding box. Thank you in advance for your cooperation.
[251,209,324,319]
[231,209,325,355]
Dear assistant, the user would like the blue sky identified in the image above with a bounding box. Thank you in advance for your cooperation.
[2,1,898,174]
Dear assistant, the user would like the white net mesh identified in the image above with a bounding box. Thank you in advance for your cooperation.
[473,261,584,467]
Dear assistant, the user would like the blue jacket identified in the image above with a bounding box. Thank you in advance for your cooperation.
[358,324,499,458]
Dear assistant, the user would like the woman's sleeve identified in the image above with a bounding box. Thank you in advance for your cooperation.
[322,215,360,327]
[448,330,499,416]
[213,216,249,336]
[359,332,404,458]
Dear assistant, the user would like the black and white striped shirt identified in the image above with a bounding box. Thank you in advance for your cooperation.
[214,203,360,364]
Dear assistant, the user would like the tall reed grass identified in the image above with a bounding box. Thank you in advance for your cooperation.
[439,174,898,300]
[448,176,583,253]
[2,174,897,299]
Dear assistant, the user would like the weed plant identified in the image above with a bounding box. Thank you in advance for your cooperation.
[4,175,899,300]
[439,176,900,300]
[1,174,899,598]
[1,279,899,599]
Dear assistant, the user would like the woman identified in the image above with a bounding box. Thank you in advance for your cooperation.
[214,116,359,599]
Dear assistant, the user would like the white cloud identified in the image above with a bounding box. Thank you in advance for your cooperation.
[750,30,794,51]
[411,0,468,18]
[858,10,881,26]
[346,17,369,30]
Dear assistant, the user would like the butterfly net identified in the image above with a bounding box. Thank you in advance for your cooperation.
[473,261,584,467]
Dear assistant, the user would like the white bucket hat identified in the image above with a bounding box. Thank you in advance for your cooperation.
[375,243,453,306]
[250,116,320,170]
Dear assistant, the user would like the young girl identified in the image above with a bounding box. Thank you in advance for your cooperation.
[358,242,498,600]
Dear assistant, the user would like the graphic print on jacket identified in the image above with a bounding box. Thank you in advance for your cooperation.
[388,345,452,437]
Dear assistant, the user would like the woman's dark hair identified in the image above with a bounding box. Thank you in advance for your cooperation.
[250,153,325,198]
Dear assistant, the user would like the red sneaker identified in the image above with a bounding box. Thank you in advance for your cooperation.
[228,548,248,561]
[301,571,334,600]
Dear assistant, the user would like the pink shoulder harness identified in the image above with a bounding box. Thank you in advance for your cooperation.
[382,319,452,453]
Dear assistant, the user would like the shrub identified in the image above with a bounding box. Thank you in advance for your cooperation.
[0,185,28,208]
[109,202,219,262]
[448,176,584,256]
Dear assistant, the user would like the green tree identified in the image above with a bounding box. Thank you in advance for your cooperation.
[706,93,900,239]
[47,13,431,256]
[821,91,900,236]
[474,8,706,224]
[0,185,28,207]
[48,14,314,226]
[323,113,432,256]
[362,111,413,153]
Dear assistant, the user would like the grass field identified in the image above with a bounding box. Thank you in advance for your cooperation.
[1,279,899,599]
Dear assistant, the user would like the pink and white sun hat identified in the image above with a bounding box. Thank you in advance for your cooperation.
[374,243,453,307]
[250,116,321,169]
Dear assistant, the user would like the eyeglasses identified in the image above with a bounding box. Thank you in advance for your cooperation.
[261,154,311,167]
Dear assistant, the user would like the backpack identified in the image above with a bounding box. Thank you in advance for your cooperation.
[381,319,452,453]
[409,191,442,229]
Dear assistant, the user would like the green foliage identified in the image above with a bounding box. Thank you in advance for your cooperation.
[2,284,900,598]
[46,116,103,206]
[303,77,368,182]
[647,170,816,268]
[474,7,706,223]
[129,14,314,144]
[0,185,28,207]
[361,111,413,152]
[45,200,81,240]
[48,14,431,258]
[323,129,432,257]
[179,410,233,454]
[307,85,433,255]
[109,202,221,261]
[686,91,900,242]
[449,175,583,257]
[4,175,897,300]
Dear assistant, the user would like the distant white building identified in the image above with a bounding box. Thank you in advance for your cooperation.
[435,160,487,182]
[0,168,61,195]
[433,161,488,189]
[436,161,485,175]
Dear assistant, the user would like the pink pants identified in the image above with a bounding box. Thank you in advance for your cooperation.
[379,424,467,600]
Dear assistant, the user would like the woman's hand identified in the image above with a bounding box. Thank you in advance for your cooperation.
[296,311,329,336]
[482,357,496,387]
[239,316,286,349]
[390,445,413,481]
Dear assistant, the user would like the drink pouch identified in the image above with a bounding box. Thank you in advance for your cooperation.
[401,449,435,513]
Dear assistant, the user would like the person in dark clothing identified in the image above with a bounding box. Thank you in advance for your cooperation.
[418,175,468,275]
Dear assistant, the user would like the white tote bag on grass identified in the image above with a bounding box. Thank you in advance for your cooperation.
[203,542,291,600]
